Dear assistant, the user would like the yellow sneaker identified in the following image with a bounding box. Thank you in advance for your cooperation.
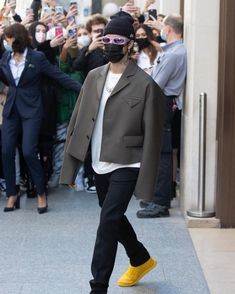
[117,257,157,287]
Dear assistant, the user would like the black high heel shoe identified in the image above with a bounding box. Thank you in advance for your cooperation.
[37,205,48,214]
[3,196,20,212]
[37,195,48,214]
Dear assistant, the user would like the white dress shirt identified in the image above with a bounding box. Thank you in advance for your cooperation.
[9,49,28,86]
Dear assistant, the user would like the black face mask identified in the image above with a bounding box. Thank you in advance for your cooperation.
[103,43,125,63]
[136,38,150,50]
[156,35,166,43]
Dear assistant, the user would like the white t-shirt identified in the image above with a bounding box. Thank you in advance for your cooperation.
[91,70,141,174]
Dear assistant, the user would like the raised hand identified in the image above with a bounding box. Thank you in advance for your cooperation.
[50,34,65,48]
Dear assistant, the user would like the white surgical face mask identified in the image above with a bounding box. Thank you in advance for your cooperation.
[160,29,167,42]
[35,32,46,43]
[77,35,91,47]
[3,40,12,52]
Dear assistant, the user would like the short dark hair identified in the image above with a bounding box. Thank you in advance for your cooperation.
[4,23,31,53]
[86,14,108,33]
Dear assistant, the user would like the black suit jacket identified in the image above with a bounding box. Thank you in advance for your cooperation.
[0,48,81,119]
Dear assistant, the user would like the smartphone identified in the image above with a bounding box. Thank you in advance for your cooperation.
[42,6,51,17]
[55,6,63,15]
[69,0,78,15]
[148,9,157,19]
[96,28,104,37]
[67,15,76,25]
[70,0,78,6]
[55,26,63,37]
[68,27,77,39]
[133,42,139,53]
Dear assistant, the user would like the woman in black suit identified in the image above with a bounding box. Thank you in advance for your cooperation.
[0,23,81,213]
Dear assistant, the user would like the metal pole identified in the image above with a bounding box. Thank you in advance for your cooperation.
[187,93,215,218]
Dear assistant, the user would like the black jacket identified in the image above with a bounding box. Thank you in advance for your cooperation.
[73,47,108,77]
[0,48,81,119]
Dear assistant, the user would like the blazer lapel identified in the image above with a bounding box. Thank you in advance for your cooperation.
[96,60,138,100]
[109,60,138,98]
[96,63,110,100]
[1,52,15,85]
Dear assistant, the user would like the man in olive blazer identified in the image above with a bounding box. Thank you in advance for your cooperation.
[60,59,164,201]
[60,11,165,294]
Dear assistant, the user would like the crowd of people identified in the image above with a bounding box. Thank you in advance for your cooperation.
[0,0,187,292]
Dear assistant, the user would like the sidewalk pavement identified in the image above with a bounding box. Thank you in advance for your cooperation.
[0,187,210,294]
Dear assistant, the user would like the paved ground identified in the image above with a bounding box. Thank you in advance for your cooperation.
[0,187,210,294]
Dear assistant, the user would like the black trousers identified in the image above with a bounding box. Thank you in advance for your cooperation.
[2,107,45,196]
[153,96,175,208]
[90,168,150,293]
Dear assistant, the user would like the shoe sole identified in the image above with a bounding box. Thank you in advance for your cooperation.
[118,259,157,287]
[85,189,97,194]
[137,211,170,218]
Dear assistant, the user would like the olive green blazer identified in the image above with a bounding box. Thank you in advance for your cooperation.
[60,60,165,200]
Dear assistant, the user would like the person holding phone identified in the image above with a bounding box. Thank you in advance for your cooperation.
[28,20,64,195]
[67,0,78,25]
[0,23,81,214]
[73,14,108,77]
[143,0,156,13]
[77,25,90,49]
[133,24,161,74]
[73,14,108,194]
[2,0,22,24]
[47,28,84,192]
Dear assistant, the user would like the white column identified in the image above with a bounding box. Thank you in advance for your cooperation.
[158,0,180,15]
[181,0,220,212]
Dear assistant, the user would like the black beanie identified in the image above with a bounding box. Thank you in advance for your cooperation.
[104,11,135,40]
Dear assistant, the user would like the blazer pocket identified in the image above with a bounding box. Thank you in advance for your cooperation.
[124,97,143,108]
[124,136,144,147]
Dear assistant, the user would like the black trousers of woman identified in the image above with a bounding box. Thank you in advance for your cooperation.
[2,106,45,197]
[90,168,150,293]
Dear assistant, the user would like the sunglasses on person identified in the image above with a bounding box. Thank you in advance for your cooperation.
[102,36,130,45]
